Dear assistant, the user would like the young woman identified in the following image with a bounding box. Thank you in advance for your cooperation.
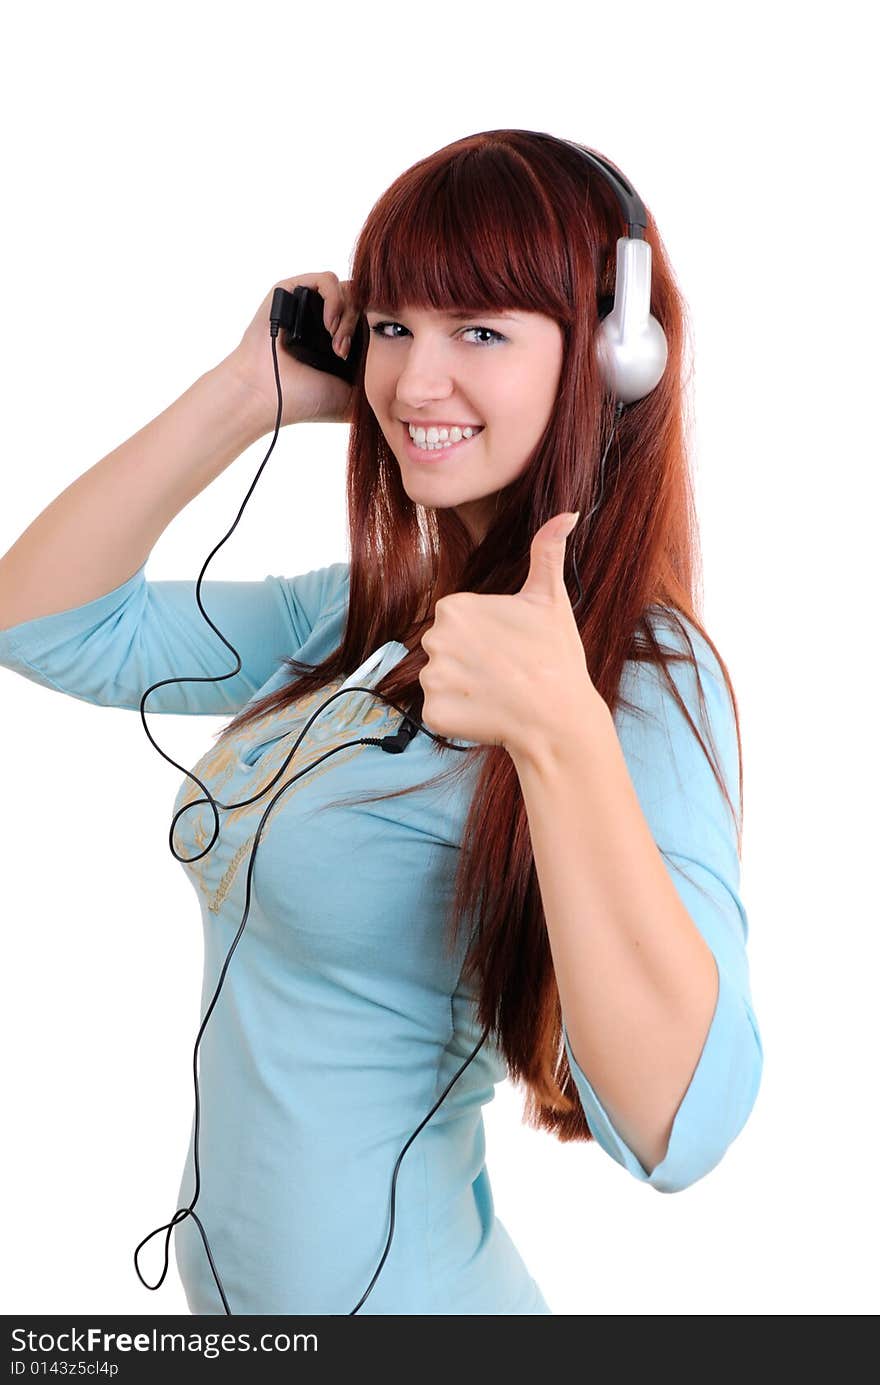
[0,128,763,1315]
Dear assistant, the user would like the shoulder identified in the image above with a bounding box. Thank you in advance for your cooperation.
[613,605,741,811]
[275,560,350,623]
[621,605,733,722]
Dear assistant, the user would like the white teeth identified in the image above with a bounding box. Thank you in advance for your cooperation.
[407,423,482,451]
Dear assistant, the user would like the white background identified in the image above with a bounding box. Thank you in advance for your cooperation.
[1,0,875,1317]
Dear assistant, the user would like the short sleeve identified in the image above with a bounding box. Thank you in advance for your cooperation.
[562,612,764,1193]
[0,560,349,715]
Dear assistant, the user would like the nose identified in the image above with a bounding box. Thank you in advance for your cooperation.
[392,336,458,410]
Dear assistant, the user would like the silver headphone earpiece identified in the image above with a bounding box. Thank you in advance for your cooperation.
[596,235,669,405]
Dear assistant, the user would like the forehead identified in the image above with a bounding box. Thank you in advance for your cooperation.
[365,304,521,320]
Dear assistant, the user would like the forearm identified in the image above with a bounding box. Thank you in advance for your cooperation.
[508,685,720,1175]
[0,361,267,629]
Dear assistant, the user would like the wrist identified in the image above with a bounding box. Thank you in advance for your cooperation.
[210,355,277,444]
[507,681,612,775]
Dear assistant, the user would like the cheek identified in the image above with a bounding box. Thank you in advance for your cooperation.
[363,355,386,403]
[492,357,557,422]
[366,366,403,420]
[478,433,533,488]
[363,361,376,401]
[492,393,552,456]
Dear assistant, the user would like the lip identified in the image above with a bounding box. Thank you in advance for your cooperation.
[401,420,484,463]
[401,419,484,428]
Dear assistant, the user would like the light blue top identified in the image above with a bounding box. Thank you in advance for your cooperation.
[0,560,763,1315]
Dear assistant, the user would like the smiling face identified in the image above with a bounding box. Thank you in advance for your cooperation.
[363,304,565,545]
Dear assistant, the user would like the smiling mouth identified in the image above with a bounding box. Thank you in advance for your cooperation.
[401,421,485,460]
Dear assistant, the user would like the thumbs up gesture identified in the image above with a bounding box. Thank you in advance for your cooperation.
[418,513,600,756]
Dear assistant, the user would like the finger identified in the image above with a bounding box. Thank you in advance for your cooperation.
[333,280,359,346]
[275,271,343,335]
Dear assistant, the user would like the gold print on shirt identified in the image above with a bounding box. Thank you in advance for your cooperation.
[173,677,396,914]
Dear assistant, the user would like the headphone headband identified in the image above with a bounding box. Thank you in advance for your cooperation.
[553,137,648,238]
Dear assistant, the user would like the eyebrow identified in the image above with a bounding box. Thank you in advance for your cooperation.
[366,306,520,322]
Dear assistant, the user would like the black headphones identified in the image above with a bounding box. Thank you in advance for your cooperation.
[132,135,669,1315]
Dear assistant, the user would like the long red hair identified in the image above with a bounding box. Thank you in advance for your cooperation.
[216,129,743,1141]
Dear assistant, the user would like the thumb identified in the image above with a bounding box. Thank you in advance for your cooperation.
[519,512,580,602]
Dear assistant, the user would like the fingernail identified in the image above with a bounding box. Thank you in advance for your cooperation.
[339,335,351,359]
